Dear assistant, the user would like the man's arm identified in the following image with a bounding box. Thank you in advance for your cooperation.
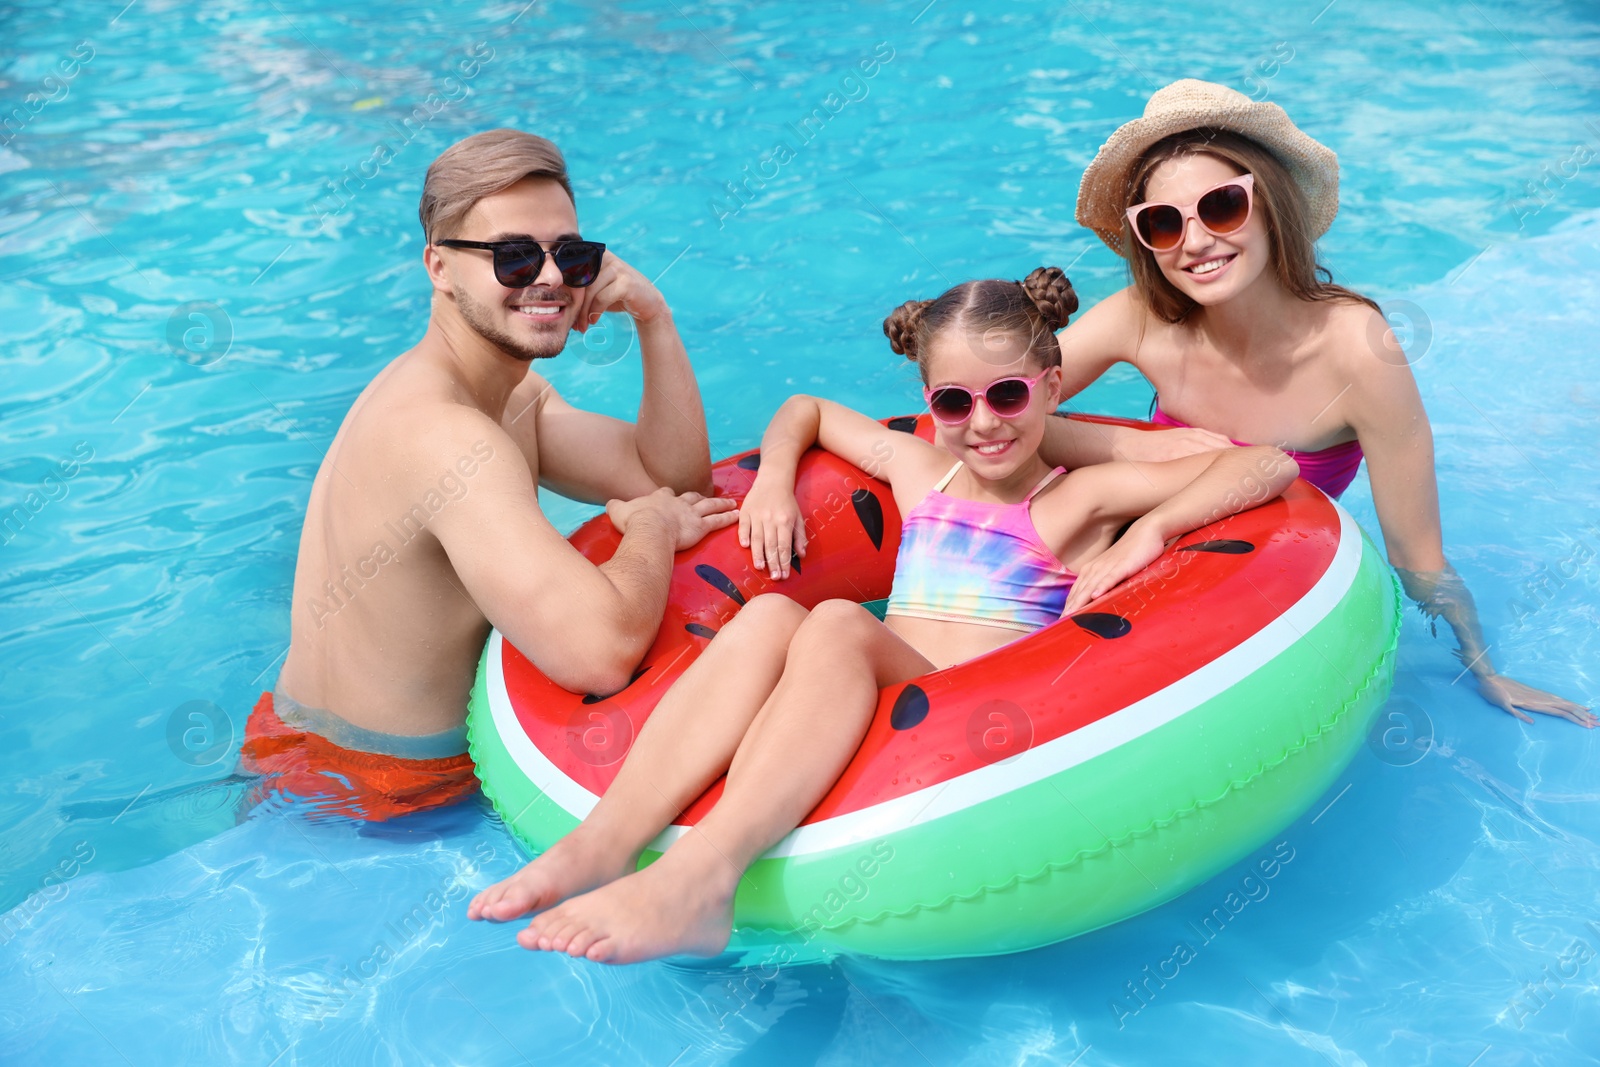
[526,251,713,501]
[430,411,735,694]
[630,311,713,492]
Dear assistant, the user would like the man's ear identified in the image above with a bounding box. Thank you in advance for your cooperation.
[423,244,455,296]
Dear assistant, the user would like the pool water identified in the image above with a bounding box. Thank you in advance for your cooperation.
[3,1,1599,1063]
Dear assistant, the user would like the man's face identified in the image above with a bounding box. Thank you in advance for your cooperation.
[434,177,585,361]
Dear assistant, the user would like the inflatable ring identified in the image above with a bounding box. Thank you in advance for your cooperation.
[468,414,1401,961]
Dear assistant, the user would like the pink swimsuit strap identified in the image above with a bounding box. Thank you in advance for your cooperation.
[903,464,1068,555]
[1150,404,1365,500]
[885,464,1076,632]
[919,463,1066,511]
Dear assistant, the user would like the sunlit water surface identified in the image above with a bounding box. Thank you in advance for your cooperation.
[2,1,1599,1064]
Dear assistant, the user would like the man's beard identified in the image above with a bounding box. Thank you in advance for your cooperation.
[455,286,570,362]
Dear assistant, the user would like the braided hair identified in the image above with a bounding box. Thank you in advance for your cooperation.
[883,267,1078,379]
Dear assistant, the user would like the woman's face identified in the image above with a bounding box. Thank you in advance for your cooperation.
[922,329,1061,483]
[1138,152,1271,307]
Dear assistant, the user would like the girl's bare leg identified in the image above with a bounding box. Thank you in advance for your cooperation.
[525,601,934,963]
[469,594,809,923]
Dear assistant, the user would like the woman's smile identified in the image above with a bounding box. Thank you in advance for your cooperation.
[1181,252,1237,280]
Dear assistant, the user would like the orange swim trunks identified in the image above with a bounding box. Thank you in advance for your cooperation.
[239,692,479,821]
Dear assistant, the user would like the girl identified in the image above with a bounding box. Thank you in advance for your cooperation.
[1037,78,1590,727]
[468,267,1297,963]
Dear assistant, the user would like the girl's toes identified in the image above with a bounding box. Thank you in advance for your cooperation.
[565,926,600,958]
[519,916,556,950]
[544,916,580,953]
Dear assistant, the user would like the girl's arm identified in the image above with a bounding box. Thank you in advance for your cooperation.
[1346,312,1592,726]
[1034,288,1234,468]
[1053,445,1298,614]
[740,395,938,580]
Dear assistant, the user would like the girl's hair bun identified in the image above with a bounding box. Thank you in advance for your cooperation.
[1021,266,1079,332]
[883,299,935,360]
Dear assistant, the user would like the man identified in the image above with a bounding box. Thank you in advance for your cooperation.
[242,129,737,820]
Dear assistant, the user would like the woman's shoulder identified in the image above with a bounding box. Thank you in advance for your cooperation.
[1306,297,1430,429]
[1314,295,1387,349]
[1063,285,1167,366]
[1312,297,1415,380]
[1074,285,1150,332]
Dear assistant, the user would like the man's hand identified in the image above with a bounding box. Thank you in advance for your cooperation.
[606,488,738,551]
[739,474,807,580]
[573,251,669,330]
[1061,521,1166,616]
[1115,425,1236,462]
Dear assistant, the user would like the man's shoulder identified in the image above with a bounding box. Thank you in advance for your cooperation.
[414,402,510,468]
[343,366,517,485]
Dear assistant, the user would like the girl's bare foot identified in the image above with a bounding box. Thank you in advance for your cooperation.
[520,829,741,964]
[467,826,640,922]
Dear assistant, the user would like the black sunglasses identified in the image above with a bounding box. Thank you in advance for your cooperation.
[435,238,607,288]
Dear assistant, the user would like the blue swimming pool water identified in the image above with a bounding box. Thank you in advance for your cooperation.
[3,1,1599,1063]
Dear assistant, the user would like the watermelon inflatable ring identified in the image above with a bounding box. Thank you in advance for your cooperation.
[467,414,1401,961]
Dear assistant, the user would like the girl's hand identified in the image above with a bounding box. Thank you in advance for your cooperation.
[739,474,807,580]
[1061,523,1166,615]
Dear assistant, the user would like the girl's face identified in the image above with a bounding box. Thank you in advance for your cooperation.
[1138,152,1271,307]
[922,329,1061,482]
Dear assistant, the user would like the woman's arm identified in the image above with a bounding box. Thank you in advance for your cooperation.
[739,395,936,580]
[1052,445,1298,613]
[1040,414,1236,467]
[1346,315,1593,726]
[1035,289,1234,468]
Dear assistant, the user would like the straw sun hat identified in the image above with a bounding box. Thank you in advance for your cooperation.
[1075,79,1340,256]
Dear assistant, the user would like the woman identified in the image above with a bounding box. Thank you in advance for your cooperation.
[1037,79,1590,727]
[468,268,1297,962]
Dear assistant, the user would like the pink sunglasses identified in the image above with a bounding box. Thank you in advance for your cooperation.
[1125,173,1255,252]
[923,372,1046,425]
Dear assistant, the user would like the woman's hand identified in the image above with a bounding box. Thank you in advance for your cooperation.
[1115,425,1236,462]
[1061,522,1166,615]
[1473,671,1595,727]
[739,474,807,580]
[1397,565,1593,727]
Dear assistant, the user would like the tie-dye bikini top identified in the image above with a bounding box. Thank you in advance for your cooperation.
[885,462,1076,633]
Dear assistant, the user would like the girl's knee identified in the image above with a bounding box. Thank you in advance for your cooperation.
[745,592,801,614]
[726,593,807,639]
[794,599,871,643]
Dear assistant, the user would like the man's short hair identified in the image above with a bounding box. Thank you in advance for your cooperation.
[419,129,574,243]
